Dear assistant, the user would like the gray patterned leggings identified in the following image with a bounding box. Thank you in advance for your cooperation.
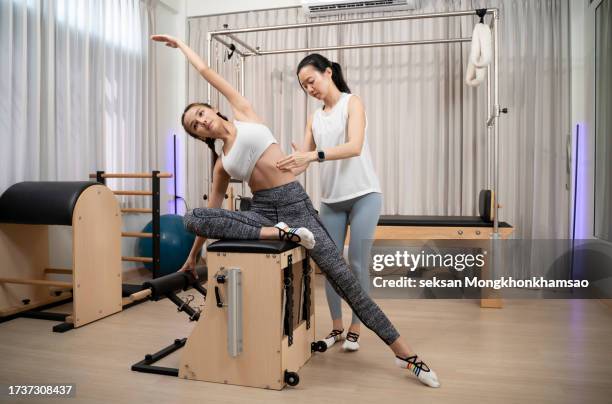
[183,181,400,345]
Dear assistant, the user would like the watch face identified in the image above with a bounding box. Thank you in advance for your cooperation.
[318,151,325,161]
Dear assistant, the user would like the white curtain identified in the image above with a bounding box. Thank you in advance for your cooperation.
[595,0,612,242]
[0,0,157,207]
[185,0,570,240]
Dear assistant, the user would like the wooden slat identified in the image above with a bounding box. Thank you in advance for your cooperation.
[44,268,73,275]
[0,277,72,288]
[122,256,153,263]
[89,172,172,179]
[121,232,153,238]
[121,208,152,214]
[113,190,153,196]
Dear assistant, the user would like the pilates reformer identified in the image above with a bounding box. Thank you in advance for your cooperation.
[364,190,514,308]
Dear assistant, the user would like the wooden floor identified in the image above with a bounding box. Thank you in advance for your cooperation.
[1,275,611,404]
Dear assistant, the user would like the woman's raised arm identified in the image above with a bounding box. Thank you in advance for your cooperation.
[152,34,260,122]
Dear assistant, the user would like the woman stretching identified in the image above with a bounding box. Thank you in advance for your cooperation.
[278,54,382,353]
[151,34,440,388]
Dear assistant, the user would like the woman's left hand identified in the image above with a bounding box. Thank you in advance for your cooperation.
[151,34,182,48]
[276,144,316,170]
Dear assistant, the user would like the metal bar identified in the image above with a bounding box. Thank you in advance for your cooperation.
[227,267,242,357]
[19,311,69,322]
[152,170,161,279]
[206,33,212,104]
[493,10,500,234]
[173,134,178,214]
[210,9,496,36]
[487,67,491,189]
[240,56,245,96]
[226,33,259,55]
[239,37,472,56]
[206,33,214,200]
[131,338,187,377]
[214,35,246,57]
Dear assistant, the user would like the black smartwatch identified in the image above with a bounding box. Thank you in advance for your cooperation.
[317,150,326,162]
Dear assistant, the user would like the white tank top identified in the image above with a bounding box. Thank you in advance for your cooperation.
[219,120,278,182]
[312,92,381,204]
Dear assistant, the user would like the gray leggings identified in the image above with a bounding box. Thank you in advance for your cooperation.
[320,192,382,325]
[183,181,400,345]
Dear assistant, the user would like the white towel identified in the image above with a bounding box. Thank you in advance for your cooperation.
[465,23,493,87]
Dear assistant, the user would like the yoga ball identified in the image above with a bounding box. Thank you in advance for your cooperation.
[137,214,195,277]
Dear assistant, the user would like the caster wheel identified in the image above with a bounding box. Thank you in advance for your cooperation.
[311,340,327,353]
[284,370,299,387]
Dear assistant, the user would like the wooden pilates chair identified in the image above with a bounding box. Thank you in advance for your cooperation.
[0,181,122,332]
[132,239,326,390]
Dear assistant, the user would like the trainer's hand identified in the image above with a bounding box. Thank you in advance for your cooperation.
[151,34,181,48]
[178,255,199,279]
[277,142,316,171]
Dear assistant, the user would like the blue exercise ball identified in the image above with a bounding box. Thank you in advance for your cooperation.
[137,214,195,277]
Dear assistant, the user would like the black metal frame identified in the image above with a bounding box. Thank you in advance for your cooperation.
[131,338,187,376]
[0,297,75,333]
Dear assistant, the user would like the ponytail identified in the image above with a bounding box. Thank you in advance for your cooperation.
[297,53,351,94]
[330,62,351,93]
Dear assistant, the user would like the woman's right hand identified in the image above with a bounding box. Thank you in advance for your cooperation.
[151,34,181,48]
[179,255,199,279]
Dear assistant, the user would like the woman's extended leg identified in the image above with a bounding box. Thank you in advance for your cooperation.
[275,198,440,388]
[183,207,314,248]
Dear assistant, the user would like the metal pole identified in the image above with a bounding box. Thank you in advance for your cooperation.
[215,35,246,57]
[493,10,500,235]
[206,33,213,200]
[487,67,491,189]
[152,170,161,279]
[227,33,260,55]
[239,56,246,197]
[210,9,496,36]
[240,56,245,96]
[206,33,212,103]
[234,37,472,56]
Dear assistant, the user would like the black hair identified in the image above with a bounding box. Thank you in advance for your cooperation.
[296,53,351,94]
[181,102,229,155]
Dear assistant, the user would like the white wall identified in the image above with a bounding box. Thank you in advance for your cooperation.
[186,0,299,17]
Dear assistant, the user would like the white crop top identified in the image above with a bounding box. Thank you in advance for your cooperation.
[219,120,278,182]
[312,92,381,203]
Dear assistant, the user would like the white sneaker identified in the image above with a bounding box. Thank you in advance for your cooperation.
[342,331,360,351]
[323,329,344,349]
[274,222,316,249]
[395,355,440,388]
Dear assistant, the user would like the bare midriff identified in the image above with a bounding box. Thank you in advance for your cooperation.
[247,143,296,192]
